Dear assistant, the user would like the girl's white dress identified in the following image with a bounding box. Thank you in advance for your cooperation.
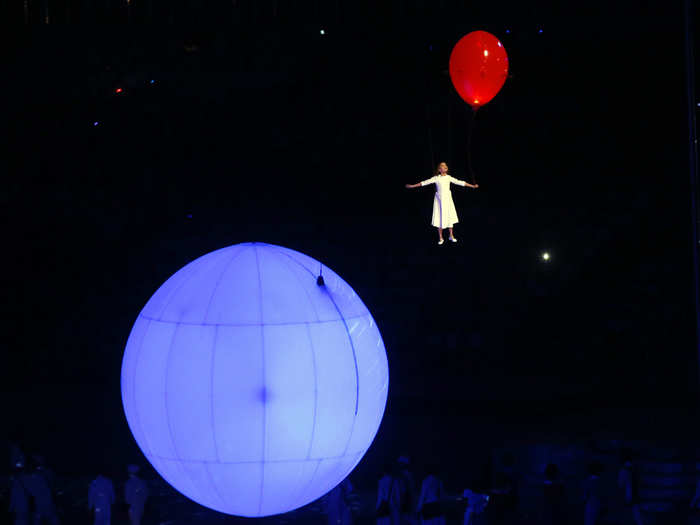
[420,175,467,228]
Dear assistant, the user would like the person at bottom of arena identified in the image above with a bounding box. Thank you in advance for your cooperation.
[88,472,115,525]
[124,465,149,525]
[417,466,446,525]
[376,463,401,525]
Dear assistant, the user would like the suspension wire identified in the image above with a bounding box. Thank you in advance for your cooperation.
[684,0,700,390]
[447,88,452,170]
[465,105,478,184]
[424,49,437,173]
[426,102,436,171]
[425,73,479,184]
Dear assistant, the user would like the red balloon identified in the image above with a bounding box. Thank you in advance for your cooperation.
[449,31,509,110]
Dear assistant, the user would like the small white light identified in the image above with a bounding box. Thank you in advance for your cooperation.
[320,29,325,35]
[484,50,489,57]
[542,252,550,261]
[93,121,99,126]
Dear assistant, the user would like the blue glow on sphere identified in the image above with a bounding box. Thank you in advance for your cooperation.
[121,243,389,517]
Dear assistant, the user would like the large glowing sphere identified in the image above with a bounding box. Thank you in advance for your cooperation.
[120,243,389,517]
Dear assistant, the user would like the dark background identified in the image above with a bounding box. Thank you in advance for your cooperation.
[1,0,699,488]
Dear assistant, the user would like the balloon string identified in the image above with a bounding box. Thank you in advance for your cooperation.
[466,106,478,184]
[426,102,435,171]
[447,95,452,168]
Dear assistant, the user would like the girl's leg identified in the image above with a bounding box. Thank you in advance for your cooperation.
[438,228,444,241]
[448,227,454,239]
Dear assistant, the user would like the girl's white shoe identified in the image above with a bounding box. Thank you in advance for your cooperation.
[449,237,457,243]
[438,239,444,245]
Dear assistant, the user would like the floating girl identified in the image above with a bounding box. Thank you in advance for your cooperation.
[405,162,478,244]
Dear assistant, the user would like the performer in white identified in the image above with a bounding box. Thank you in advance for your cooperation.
[406,162,478,244]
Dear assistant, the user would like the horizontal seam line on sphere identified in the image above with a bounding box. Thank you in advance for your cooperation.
[138,313,370,327]
[147,452,364,464]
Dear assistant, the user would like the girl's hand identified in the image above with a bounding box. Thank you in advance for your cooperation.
[405,184,413,189]
[472,184,479,189]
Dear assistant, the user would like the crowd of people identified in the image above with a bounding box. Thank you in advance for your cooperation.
[325,454,697,525]
[8,445,149,525]
[7,443,700,525]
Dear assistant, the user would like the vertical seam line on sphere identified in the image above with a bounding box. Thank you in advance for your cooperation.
[274,248,318,279]
[154,250,218,321]
[203,461,228,511]
[323,291,360,417]
[131,317,154,457]
[164,323,201,501]
[296,458,324,509]
[201,245,247,324]
[321,289,360,463]
[206,326,229,510]
[254,245,266,515]
[210,325,220,462]
[290,321,318,509]
[264,244,320,508]
[283,250,322,322]
[304,322,319,460]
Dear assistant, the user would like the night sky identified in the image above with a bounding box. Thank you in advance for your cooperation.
[2,0,699,478]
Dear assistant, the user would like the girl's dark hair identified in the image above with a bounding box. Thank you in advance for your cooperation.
[434,162,447,175]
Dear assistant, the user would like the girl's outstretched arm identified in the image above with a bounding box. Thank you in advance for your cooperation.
[450,176,478,189]
[407,176,438,189]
